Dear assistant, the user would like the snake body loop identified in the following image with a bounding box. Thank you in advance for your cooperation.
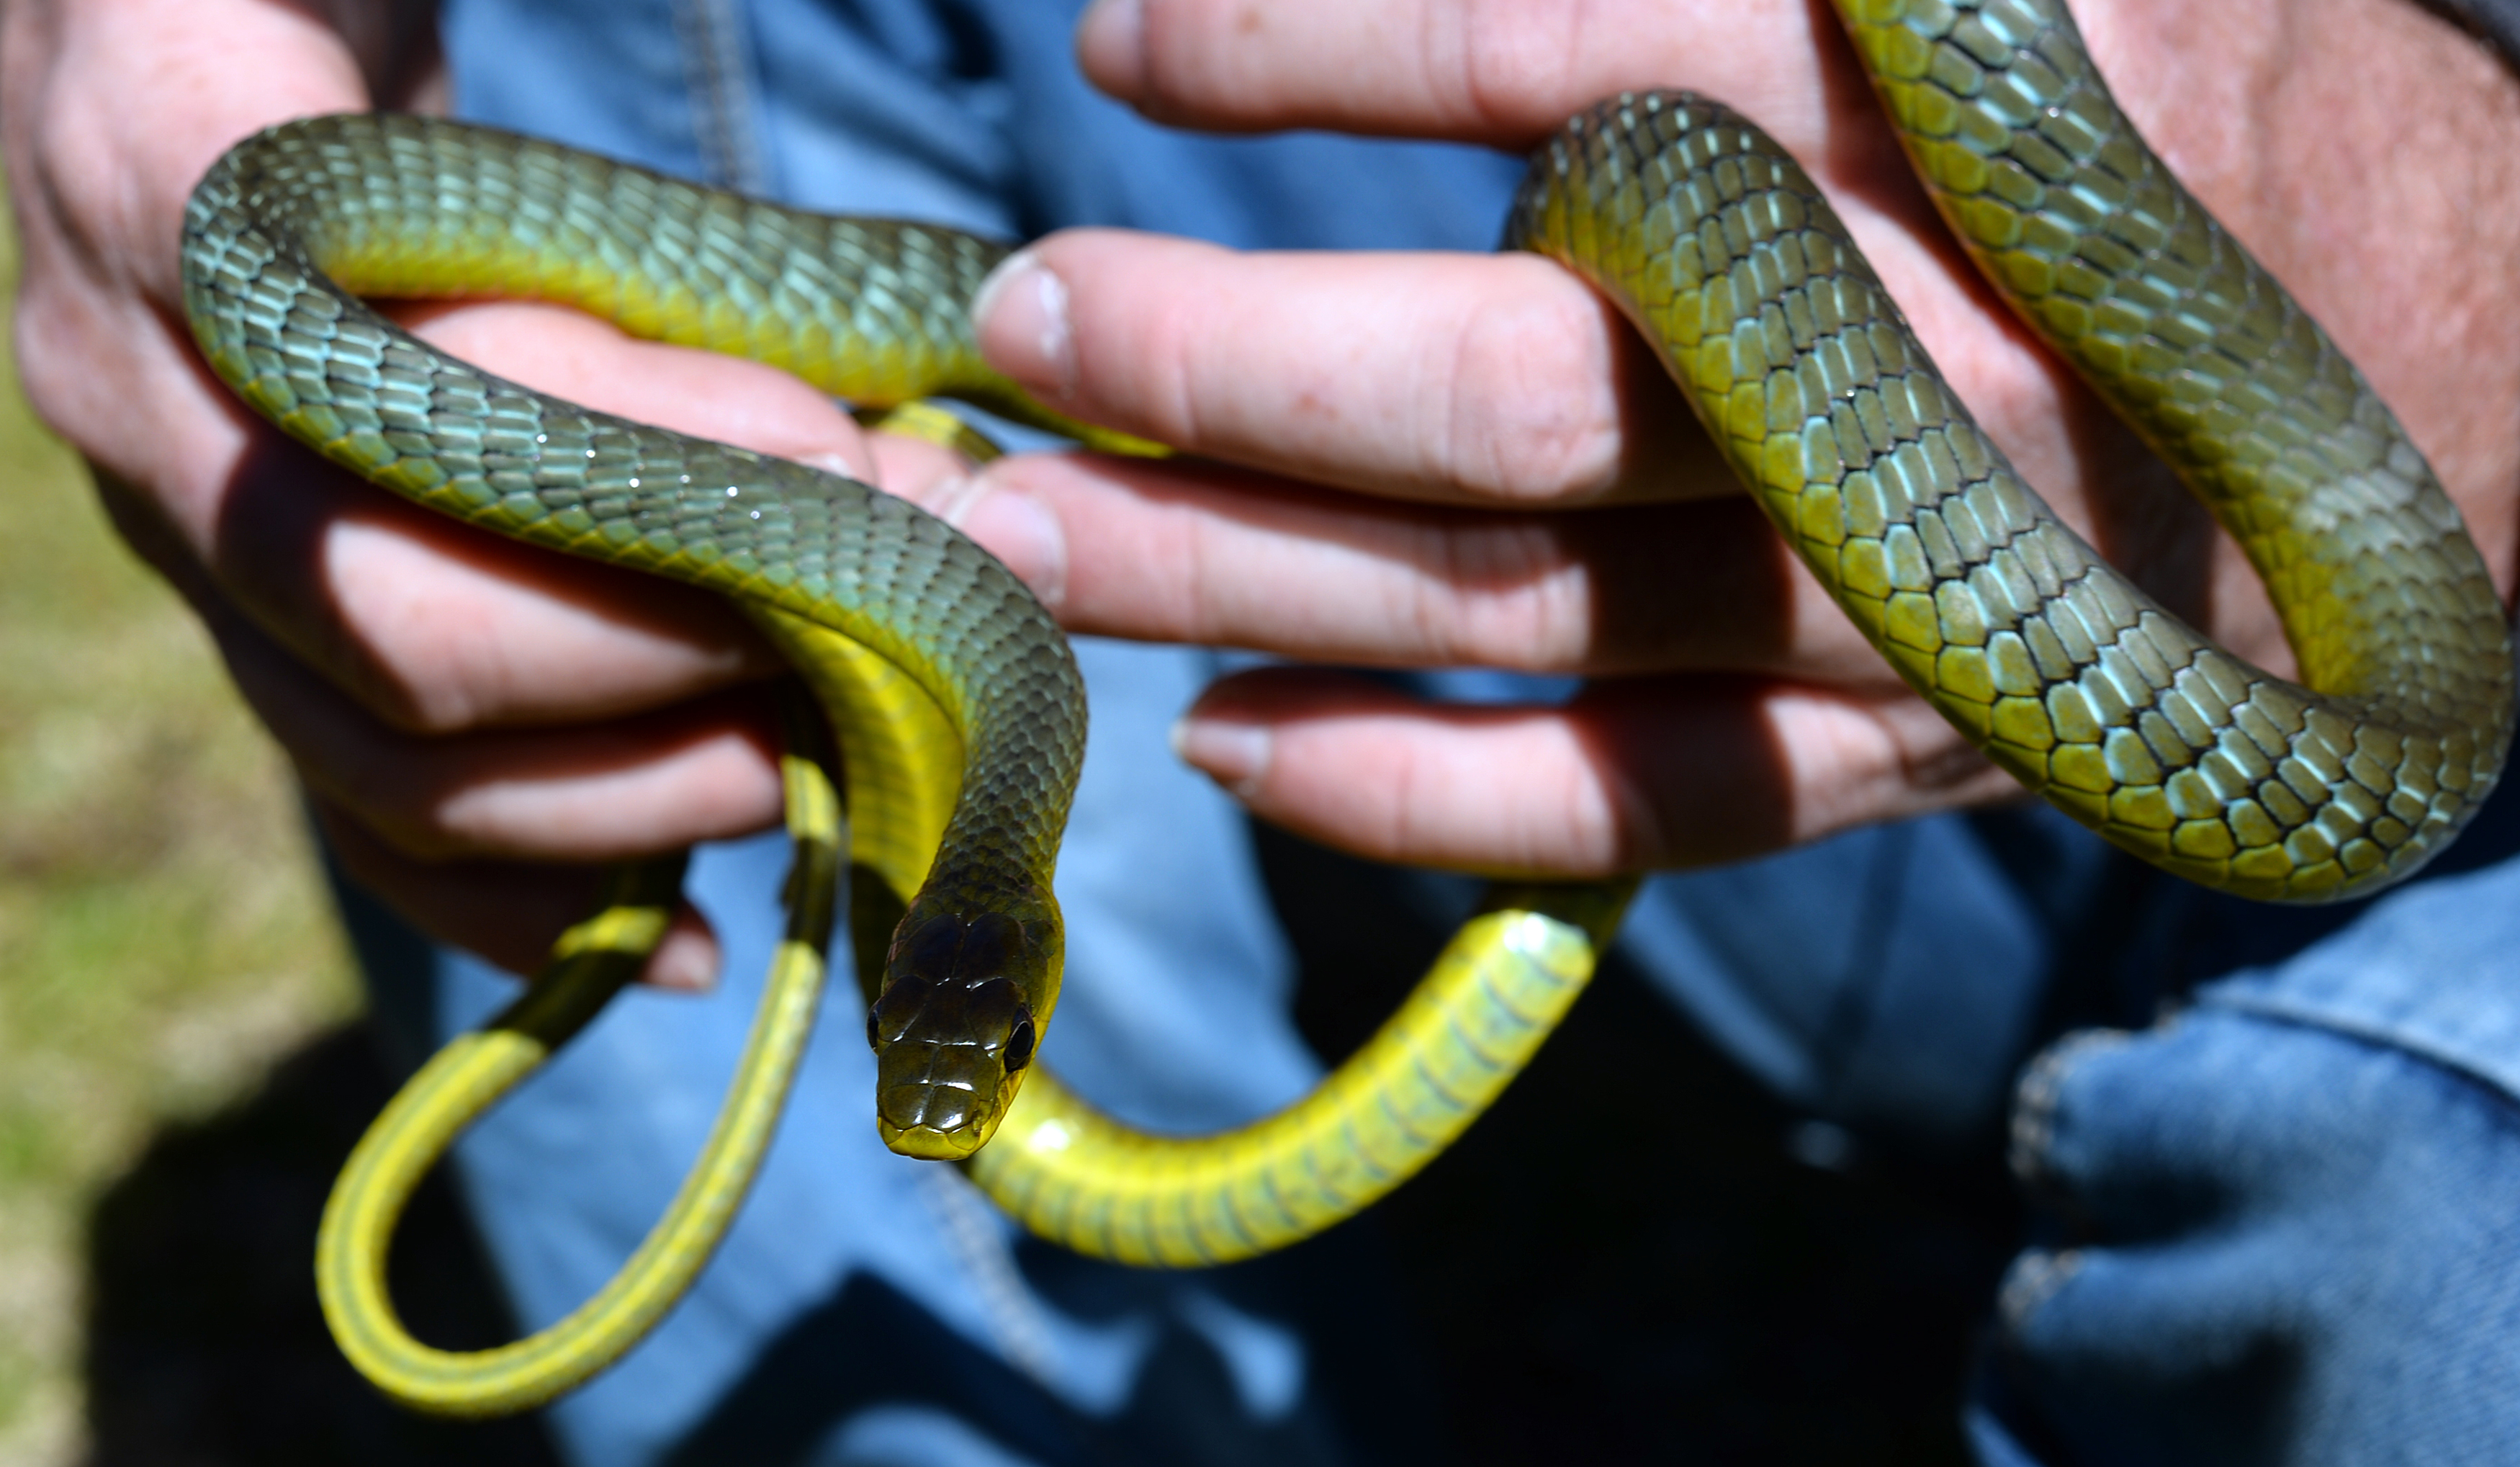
[315,747,834,1418]
[180,0,2513,1421]
[179,116,1093,1162]
[1513,0,2511,899]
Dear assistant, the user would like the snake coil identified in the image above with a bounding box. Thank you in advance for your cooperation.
[179,0,2512,1420]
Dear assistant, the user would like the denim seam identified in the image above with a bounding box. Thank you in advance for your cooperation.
[917,1163,1062,1389]
[2007,1026,2133,1194]
[672,0,770,194]
[1994,1246,2085,1342]
[1999,1028,2125,1351]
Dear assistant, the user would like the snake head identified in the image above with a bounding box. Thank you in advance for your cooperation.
[868,890,1061,1160]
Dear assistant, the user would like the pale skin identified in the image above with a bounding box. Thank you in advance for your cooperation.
[7,0,2518,987]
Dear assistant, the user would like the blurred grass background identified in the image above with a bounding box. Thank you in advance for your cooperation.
[0,197,361,1458]
[0,181,561,1467]
[0,194,366,1459]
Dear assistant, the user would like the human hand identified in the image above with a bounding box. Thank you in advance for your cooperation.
[953,0,2520,879]
[2,0,977,984]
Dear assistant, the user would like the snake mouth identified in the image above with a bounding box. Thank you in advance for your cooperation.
[877,1064,1032,1159]
[879,1117,989,1162]
[873,1063,1012,1162]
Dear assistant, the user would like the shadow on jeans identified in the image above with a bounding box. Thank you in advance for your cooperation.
[78,841,2020,1466]
[1257,825,2021,1467]
[80,1025,562,1466]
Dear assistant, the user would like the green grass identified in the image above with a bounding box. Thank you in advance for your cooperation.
[0,195,362,1463]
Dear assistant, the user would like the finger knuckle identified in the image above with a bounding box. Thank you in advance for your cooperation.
[1130,0,1259,121]
[1440,286,1624,502]
[9,290,91,438]
[1451,0,1585,131]
[1436,523,1590,670]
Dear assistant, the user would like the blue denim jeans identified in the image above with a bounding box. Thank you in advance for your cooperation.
[320,1,2520,1461]
[1965,779,2520,1467]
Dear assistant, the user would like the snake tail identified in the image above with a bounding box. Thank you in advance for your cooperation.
[314,739,837,1417]
[965,881,1635,1266]
[1510,16,2512,902]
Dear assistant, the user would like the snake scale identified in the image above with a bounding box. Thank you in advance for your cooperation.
[176,0,2513,1419]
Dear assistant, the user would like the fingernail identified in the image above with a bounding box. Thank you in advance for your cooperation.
[1171,714,1272,798]
[932,475,1069,610]
[1076,0,1146,98]
[970,247,1079,401]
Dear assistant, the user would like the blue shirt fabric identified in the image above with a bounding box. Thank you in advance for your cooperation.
[320,1,2520,1461]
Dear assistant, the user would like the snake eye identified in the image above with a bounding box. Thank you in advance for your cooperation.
[1002,1014,1036,1074]
[865,1006,881,1052]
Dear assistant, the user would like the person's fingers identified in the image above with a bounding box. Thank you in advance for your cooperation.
[212,595,787,863]
[400,300,881,483]
[199,429,772,733]
[1170,665,2017,873]
[1064,0,2520,586]
[1074,0,1848,151]
[963,205,2246,671]
[138,293,976,743]
[968,179,2181,549]
[968,449,1912,683]
[313,800,725,989]
[1021,0,2051,529]
[969,121,2295,683]
[974,234,1723,506]
[2,0,1014,991]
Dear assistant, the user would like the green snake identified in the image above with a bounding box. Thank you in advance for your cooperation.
[177,0,2514,1421]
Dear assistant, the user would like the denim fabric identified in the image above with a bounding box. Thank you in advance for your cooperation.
[1974,1012,2520,1467]
[308,1,2520,1461]
[1965,781,2520,1466]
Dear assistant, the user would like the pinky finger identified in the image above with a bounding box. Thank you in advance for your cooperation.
[1169,667,2019,875]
